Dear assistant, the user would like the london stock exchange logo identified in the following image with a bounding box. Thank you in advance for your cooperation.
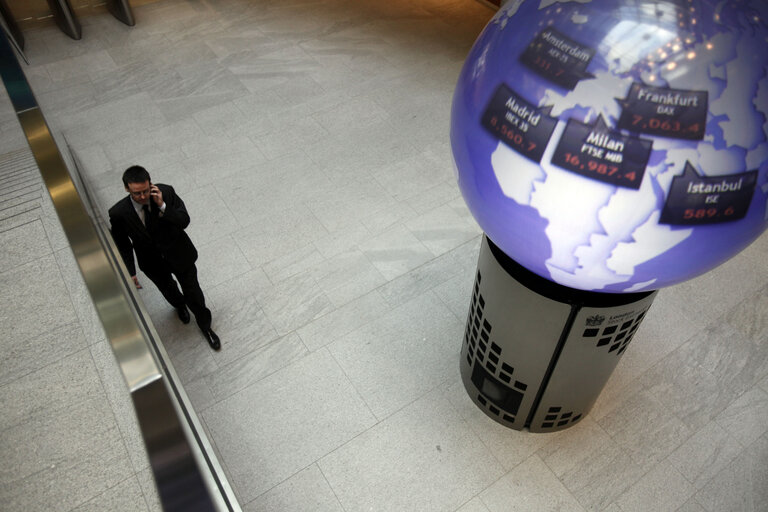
[585,314,605,327]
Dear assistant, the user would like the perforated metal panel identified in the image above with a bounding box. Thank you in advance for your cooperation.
[529,297,655,432]
[460,236,657,432]
[460,239,570,430]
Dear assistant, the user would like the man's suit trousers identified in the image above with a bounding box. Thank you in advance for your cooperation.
[145,260,211,331]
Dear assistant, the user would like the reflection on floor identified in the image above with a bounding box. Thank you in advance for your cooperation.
[5,0,768,510]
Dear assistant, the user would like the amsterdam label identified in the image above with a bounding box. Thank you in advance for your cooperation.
[659,162,757,225]
[550,116,652,189]
[616,83,707,140]
[481,83,558,163]
[519,28,596,90]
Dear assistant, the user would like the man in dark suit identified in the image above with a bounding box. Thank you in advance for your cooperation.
[109,165,220,350]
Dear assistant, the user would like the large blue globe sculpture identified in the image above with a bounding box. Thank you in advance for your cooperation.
[451,0,768,293]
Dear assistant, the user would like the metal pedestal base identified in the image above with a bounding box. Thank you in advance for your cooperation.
[460,236,657,433]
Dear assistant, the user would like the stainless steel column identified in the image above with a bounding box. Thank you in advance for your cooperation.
[0,0,24,51]
[46,0,81,40]
[460,235,656,433]
[106,0,135,26]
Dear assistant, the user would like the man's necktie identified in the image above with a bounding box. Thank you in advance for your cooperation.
[142,204,155,230]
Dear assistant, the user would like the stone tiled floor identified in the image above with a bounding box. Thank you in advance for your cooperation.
[2,0,768,510]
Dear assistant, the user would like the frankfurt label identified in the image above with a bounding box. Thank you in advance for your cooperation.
[520,28,596,90]
[616,83,707,140]
[659,162,758,225]
[550,116,652,189]
[481,83,558,163]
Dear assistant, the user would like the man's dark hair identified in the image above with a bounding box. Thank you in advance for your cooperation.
[122,165,151,187]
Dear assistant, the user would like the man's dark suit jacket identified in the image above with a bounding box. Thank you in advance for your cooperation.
[108,183,198,277]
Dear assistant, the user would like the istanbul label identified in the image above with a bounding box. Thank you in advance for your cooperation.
[481,83,558,163]
[550,116,652,189]
[617,83,707,140]
[519,28,596,90]
[659,162,758,225]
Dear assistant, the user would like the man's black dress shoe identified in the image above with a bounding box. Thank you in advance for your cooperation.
[203,329,221,351]
[176,306,190,324]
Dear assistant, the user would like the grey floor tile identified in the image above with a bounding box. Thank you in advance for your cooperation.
[724,283,768,341]
[373,147,454,203]
[615,459,696,512]
[136,467,163,512]
[233,205,330,268]
[536,418,614,482]
[376,240,475,308]
[667,421,743,490]
[55,246,108,346]
[663,252,768,328]
[243,464,343,512]
[534,417,650,510]
[206,280,279,366]
[0,322,86,388]
[39,188,70,252]
[404,200,481,257]
[0,253,77,342]
[403,180,463,216]
[328,290,462,419]
[70,476,150,512]
[202,349,376,503]
[311,248,387,306]
[311,220,374,259]
[184,376,217,412]
[559,443,646,511]
[196,234,253,290]
[359,223,435,281]
[456,497,492,512]
[694,433,768,512]
[480,455,585,512]
[0,219,51,272]
[89,340,150,474]
[673,322,768,421]
[676,499,708,512]
[445,379,554,471]
[256,270,336,335]
[714,387,768,448]
[297,289,392,352]
[598,389,693,470]
[319,390,504,512]
[0,349,133,512]
[262,243,327,285]
[205,332,309,404]
[182,187,241,244]
[641,341,753,433]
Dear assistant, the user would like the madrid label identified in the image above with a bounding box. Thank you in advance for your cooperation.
[481,83,558,163]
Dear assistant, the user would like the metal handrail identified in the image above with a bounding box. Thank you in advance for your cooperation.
[0,27,239,512]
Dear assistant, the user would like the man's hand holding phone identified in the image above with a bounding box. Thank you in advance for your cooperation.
[150,183,163,207]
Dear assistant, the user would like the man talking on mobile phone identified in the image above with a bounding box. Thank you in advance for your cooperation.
[109,165,221,351]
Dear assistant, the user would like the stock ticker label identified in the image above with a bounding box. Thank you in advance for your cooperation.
[550,116,652,189]
[659,162,758,225]
[520,28,596,90]
[617,83,708,140]
[481,84,558,163]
